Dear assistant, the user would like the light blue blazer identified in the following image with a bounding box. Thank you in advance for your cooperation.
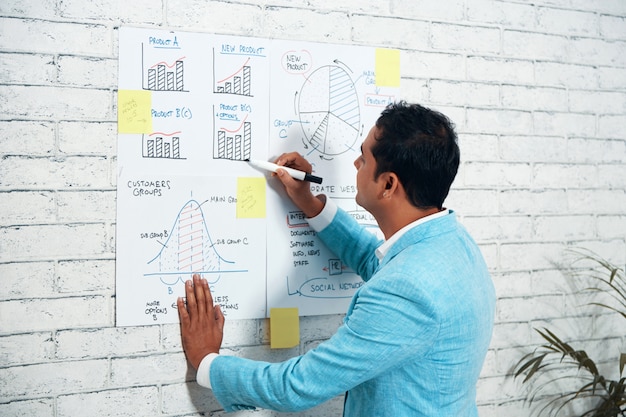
[209,208,495,416]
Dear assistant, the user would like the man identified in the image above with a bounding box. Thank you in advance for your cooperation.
[178,101,496,416]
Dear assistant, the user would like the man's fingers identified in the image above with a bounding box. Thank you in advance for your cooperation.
[275,167,297,186]
[215,304,225,332]
[192,274,207,316]
[201,278,215,314]
[177,297,189,326]
[178,275,224,368]
[184,275,221,329]
[275,152,312,173]
[185,279,197,317]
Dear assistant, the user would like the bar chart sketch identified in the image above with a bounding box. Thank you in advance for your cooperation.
[213,51,253,97]
[298,65,361,156]
[142,43,188,92]
[144,199,245,286]
[142,132,186,160]
[213,119,252,161]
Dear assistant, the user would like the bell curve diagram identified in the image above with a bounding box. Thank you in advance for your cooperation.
[297,64,361,158]
[143,198,247,286]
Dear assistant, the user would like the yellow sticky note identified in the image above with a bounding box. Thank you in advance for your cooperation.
[118,89,152,134]
[236,177,266,218]
[375,48,401,87]
[270,308,300,349]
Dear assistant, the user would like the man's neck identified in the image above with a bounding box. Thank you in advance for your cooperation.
[377,205,442,240]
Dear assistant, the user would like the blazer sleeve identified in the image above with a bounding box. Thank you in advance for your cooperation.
[208,210,440,412]
[315,207,383,282]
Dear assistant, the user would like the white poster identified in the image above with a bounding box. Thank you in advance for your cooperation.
[116,27,398,325]
[116,176,266,325]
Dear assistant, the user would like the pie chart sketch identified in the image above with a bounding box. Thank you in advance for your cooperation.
[298,65,361,156]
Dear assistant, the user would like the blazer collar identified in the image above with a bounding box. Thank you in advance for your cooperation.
[377,210,458,269]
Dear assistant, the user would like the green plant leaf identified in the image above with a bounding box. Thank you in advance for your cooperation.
[511,248,626,417]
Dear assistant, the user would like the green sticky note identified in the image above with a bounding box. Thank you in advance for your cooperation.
[375,48,401,87]
[270,308,300,349]
[118,90,153,134]
[236,177,266,218]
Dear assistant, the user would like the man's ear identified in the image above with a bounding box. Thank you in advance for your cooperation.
[387,172,400,190]
[380,172,399,197]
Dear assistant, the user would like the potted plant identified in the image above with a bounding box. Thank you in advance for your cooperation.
[512,248,626,417]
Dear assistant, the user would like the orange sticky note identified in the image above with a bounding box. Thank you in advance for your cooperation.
[236,177,266,218]
[118,90,152,134]
[375,48,401,87]
[270,308,299,349]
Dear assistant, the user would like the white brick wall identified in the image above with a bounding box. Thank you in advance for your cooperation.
[1,1,625,416]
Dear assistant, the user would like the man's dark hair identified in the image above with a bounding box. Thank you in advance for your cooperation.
[372,101,460,210]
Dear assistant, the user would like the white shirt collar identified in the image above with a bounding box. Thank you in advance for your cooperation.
[375,209,450,261]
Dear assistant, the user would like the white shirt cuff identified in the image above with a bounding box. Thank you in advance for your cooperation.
[305,197,337,232]
[196,352,220,389]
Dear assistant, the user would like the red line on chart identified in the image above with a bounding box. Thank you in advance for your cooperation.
[179,226,205,240]
[217,58,251,84]
[150,57,187,69]
[220,114,249,133]
[149,131,182,137]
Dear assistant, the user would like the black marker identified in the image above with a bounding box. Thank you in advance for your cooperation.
[246,159,323,184]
